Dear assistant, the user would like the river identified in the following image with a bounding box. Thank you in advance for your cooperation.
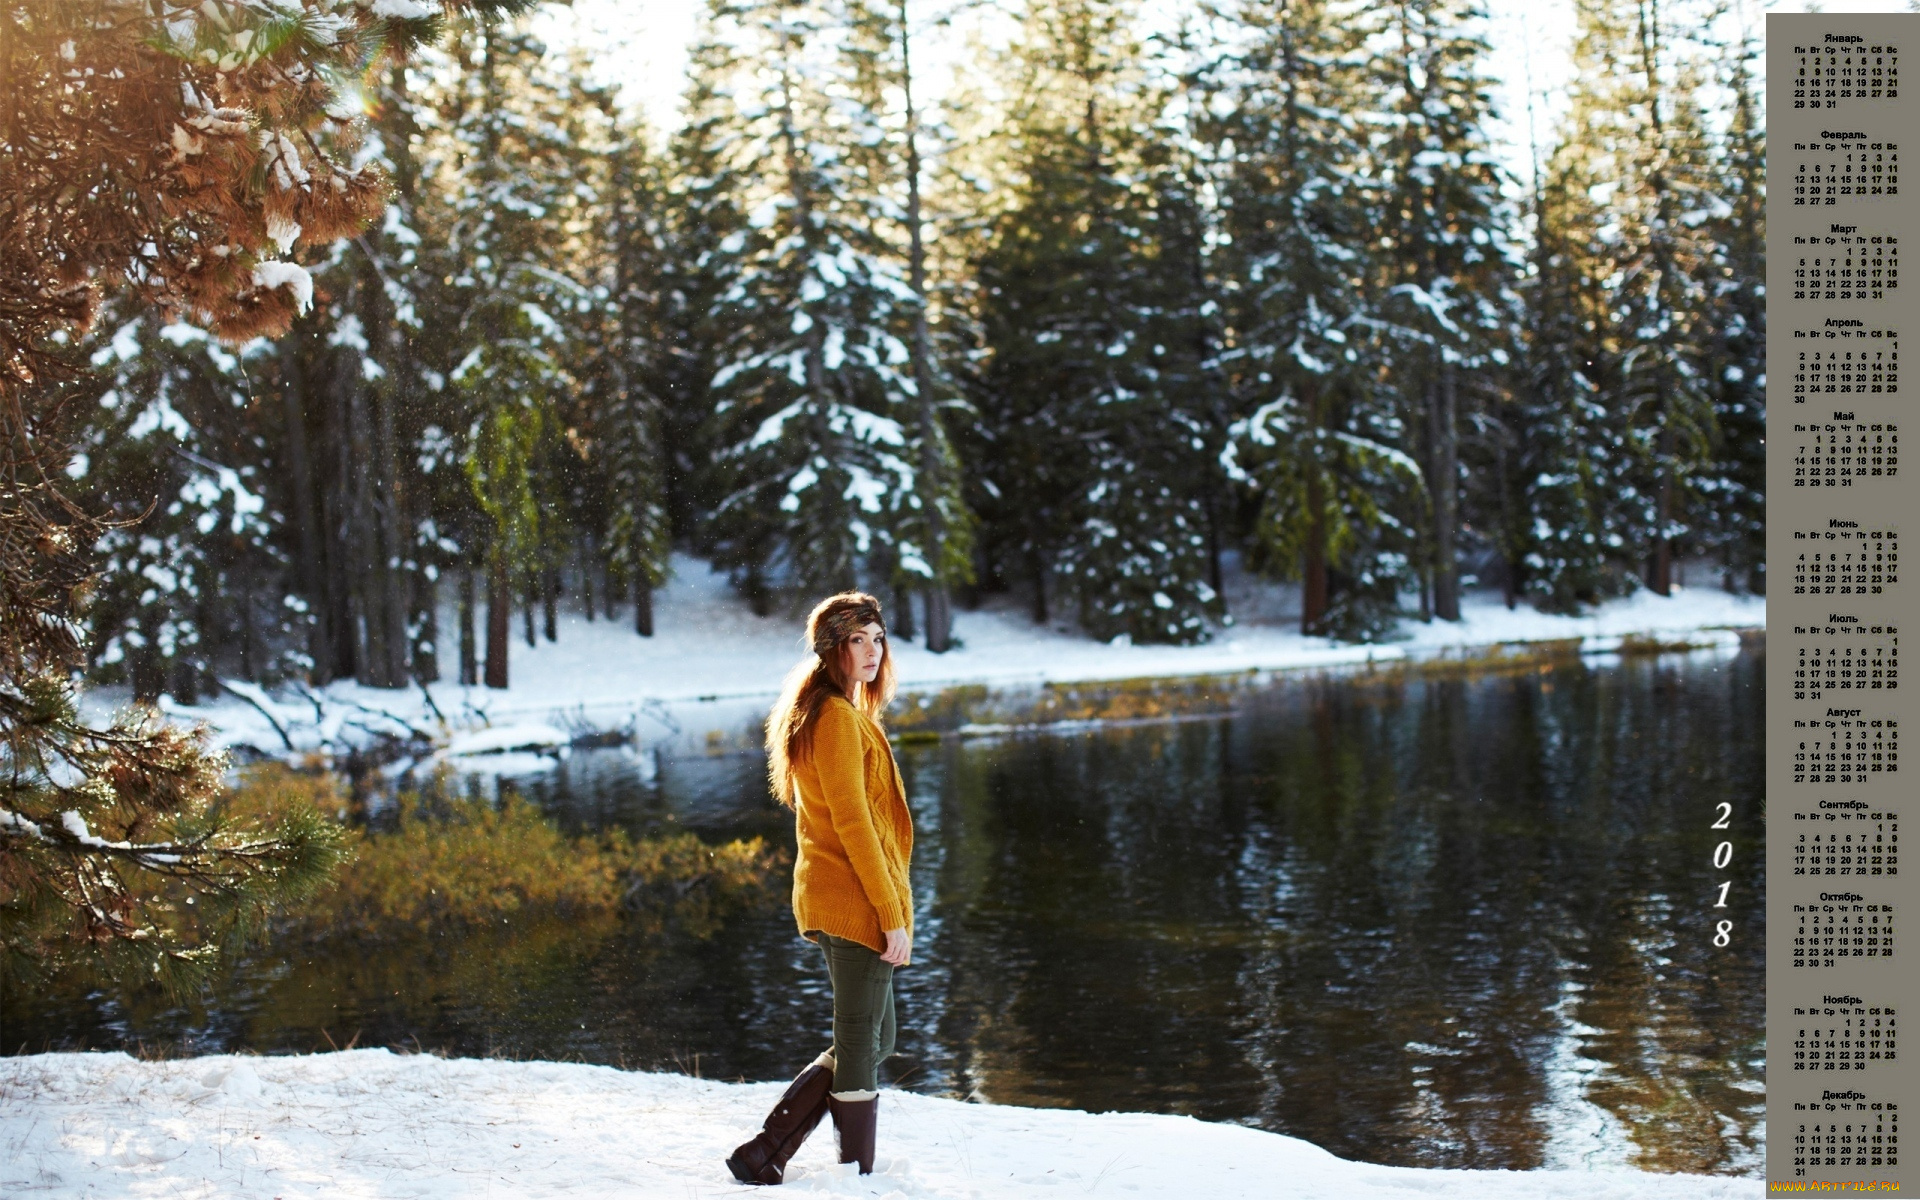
[5,647,1764,1175]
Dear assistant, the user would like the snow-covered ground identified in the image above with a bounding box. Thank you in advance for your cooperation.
[0,1050,1754,1199]
[145,552,1764,762]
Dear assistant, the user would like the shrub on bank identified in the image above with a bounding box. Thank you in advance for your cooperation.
[227,766,787,941]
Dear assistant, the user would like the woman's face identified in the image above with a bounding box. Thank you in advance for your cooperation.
[842,621,886,687]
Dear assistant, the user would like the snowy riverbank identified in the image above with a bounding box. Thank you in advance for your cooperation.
[143,552,1764,763]
[0,1050,1756,1199]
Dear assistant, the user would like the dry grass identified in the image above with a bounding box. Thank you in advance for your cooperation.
[228,766,787,942]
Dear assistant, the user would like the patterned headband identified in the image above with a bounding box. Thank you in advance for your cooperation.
[810,598,884,658]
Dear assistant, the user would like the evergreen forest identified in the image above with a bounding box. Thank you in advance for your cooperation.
[61,0,1766,701]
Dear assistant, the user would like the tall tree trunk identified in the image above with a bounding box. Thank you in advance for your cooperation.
[364,258,411,688]
[522,575,537,647]
[1495,428,1518,610]
[922,587,952,649]
[131,608,164,703]
[280,331,332,682]
[581,537,596,622]
[413,574,438,683]
[1639,0,1678,601]
[361,59,419,690]
[744,565,770,618]
[239,574,256,682]
[1302,473,1329,636]
[1649,434,1675,596]
[633,576,654,637]
[921,586,952,651]
[485,550,510,689]
[323,352,359,683]
[346,374,389,685]
[893,581,917,640]
[898,0,956,653]
[1430,364,1461,620]
[1203,488,1225,613]
[543,568,558,642]
[459,566,478,686]
[1029,547,1049,625]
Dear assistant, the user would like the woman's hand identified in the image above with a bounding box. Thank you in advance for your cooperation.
[880,927,912,967]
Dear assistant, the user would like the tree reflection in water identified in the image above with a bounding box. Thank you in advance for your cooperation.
[911,651,1763,1175]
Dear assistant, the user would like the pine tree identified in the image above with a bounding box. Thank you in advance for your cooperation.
[1212,0,1419,639]
[1505,151,1635,612]
[889,0,974,650]
[699,0,927,608]
[76,308,289,702]
[657,18,751,571]
[423,17,598,685]
[1697,23,1765,594]
[1569,0,1722,595]
[589,99,674,636]
[0,0,541,991]
[1362,0,1517,621]
[965,0,1218,644]
[1160,10,1243,615]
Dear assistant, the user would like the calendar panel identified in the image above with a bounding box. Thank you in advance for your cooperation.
[1756,14,1917,1189]
[1791,40,1902,109]
[1790,524,1898,597]
[1792,712,1900,784]
[1793,230,1899,302]
[1790,420,1900,487]
[1790,324,1899,404]
[1789,810,1896,875]
[1790,998,1898,1073]
[1793,823,1902,878]
[1789,137,1900,206]
[1787,803,1899,870]
[1790,621,1900,701]
[1790,1098,1899,1173]
[1794,896,1897,968]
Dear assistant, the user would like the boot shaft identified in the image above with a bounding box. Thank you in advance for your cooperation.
[726,1056,836,1185]
[827,1093,877,1175]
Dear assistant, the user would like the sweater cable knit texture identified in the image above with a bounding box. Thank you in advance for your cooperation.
[791,695,914,953]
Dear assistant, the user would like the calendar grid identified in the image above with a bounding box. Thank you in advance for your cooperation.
[1770,15,1917,1191]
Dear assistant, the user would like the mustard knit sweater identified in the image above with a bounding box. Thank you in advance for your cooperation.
[791,694,914,953]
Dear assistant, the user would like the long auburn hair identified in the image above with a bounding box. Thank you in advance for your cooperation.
[765,591,897,808]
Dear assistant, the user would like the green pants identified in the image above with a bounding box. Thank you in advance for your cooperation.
[818,932,896,1093]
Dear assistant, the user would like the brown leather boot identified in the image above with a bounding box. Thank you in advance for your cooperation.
[725,1053,835,1185]
[827,1091,877,1175]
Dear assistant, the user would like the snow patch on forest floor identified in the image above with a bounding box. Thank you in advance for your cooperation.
[0,1050,1755,1199]
[134,552,1763,762]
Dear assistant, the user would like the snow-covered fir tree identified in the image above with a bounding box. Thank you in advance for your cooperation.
[965,0,1219,644]
[1213,0,1421,640]
[588,99,675,636]
[887,0,975,651]
[1562,0,1723,597]
[656,19,751,567]
[697,0,940,613]
[1361,0,1519,621]
[1504,146,1637,613]
[421,17,602,685]
[1697,24,1765,594]
[77,309,288,701]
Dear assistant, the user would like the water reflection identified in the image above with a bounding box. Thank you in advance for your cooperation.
[4,651,1763,1175]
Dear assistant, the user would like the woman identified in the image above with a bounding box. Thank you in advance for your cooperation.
[726,591,914,1185]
